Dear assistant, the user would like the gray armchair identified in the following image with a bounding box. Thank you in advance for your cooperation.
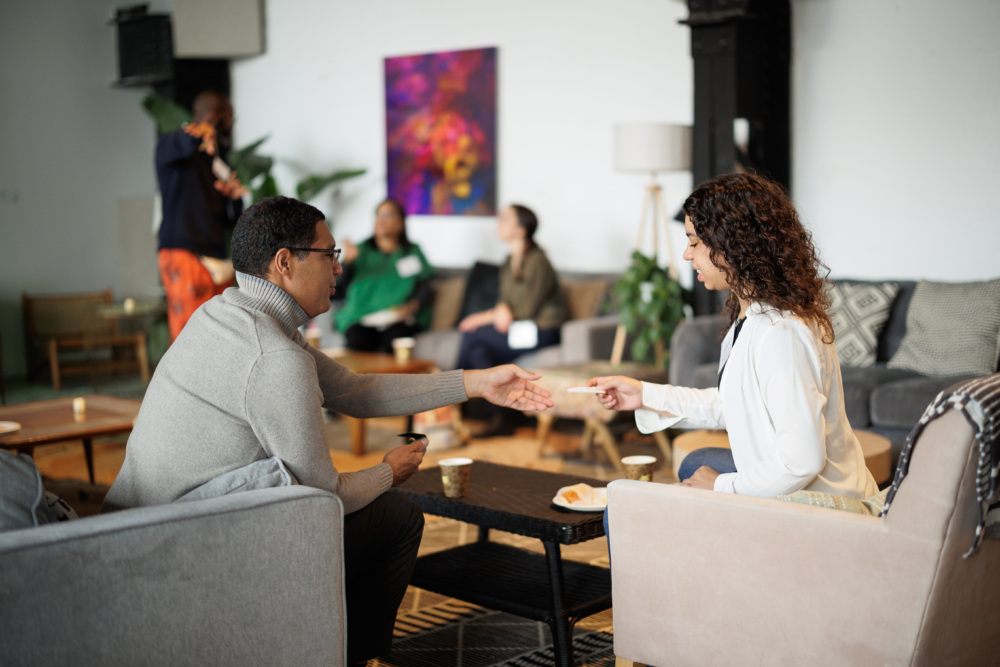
[0,486,346,666]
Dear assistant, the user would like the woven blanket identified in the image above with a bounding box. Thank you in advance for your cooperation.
[881,373,1000,558]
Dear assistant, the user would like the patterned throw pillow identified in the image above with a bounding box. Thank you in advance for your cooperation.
[888,279,1000,377]
[774,488,889,515]
[829,282,899,367]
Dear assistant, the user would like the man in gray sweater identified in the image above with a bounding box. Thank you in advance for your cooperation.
[104,195,553,665]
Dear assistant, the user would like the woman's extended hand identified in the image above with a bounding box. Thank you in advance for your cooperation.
[463,365,554,412]
[587,375,644,412]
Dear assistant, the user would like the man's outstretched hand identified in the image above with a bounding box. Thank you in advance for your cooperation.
[383,438,428,487]
[463,365,554,412]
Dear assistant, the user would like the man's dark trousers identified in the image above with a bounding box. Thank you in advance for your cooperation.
[342,491,424,663]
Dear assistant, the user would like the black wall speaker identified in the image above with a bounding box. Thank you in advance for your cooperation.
[112,5,173,86]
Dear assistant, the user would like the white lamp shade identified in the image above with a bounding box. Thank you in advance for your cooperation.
[614,123,692,173]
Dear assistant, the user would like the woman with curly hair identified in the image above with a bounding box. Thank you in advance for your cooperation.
[590,172,877,498]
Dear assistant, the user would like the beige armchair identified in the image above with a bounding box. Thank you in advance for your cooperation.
[607,408,1000,666]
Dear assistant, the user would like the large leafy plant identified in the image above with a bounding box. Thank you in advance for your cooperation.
[141,94,365,203]
[613,251,685,367]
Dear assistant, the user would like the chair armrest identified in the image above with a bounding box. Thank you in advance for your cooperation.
[606,480,936,666]
[0,486,346,666]
[559,313,622,364]
[668,314,727,386]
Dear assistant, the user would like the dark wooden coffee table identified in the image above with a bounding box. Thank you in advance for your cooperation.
[0,395,141,483]
[323,349,437,455]
[391,461,611,667]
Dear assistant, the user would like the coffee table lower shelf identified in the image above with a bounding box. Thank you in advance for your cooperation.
[410,540,612,623]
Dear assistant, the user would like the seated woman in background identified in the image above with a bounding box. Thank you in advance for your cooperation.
[334,198,435,353]
[590,172,877,499]
[458,204,569,436]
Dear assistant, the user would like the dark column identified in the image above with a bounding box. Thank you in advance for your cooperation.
[682,0,791,315]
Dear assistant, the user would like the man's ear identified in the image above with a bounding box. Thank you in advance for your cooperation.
[271,248,294,279]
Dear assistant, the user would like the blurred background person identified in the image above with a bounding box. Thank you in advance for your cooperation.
[156,90,246,343]
[334,198,435,353]
[457,204,568,435]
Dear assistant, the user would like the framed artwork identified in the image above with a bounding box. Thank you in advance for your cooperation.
[385,46,497,216]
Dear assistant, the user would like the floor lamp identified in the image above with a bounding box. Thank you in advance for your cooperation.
[610,122,692,365]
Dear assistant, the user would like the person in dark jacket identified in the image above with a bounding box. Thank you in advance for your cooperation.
[155,90,246,342]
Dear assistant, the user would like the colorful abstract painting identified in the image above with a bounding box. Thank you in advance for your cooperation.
[385,46,497,216]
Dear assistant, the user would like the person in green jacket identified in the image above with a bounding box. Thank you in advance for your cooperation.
[334,198,435,352]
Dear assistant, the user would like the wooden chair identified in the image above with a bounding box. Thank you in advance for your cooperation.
[22,289,150,390]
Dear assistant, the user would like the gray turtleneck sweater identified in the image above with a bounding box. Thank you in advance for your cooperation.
[104,272,467,514]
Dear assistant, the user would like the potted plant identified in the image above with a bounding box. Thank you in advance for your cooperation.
[612,250,686,368]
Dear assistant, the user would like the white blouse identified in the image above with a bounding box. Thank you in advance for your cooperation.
[636,302,878,499]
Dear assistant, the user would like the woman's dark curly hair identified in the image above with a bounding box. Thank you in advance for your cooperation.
[682,172,833,343]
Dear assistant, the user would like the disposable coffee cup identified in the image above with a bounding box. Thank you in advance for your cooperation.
[305,331,321,348]
[622,455,656,482]
[439,457,472,498]
[392,336,416,363]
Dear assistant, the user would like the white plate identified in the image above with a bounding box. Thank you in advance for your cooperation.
[360,309,405,328]
[0,421,22,435]
[552,485,607,512]
[566,386,605,393]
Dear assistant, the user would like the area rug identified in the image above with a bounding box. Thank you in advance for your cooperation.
[375,594,615,667]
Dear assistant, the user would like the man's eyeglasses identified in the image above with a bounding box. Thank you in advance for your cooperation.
[287,247,342,263]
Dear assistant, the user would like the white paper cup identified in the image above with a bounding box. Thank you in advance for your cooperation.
[621,455,656,482]
[439,457,473,498]
[392,336,416,363]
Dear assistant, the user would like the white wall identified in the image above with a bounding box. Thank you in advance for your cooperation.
[792,0,1000,280]
[230,0,694,275]
[0,1,162,378]
[2,0,998,379]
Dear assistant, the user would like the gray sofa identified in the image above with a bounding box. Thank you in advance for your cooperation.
[0,478,347,666]
[412,263,621,371]
[669,279,999,460]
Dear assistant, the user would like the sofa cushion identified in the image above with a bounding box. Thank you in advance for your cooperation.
[0,452,51,531]
[429,276,466,331]
[839,365,921,427]
[870,374,981,429]
[888,278,1000,377]
[829,281,899,367]
[458,262,500,319]
[561,279,609,320]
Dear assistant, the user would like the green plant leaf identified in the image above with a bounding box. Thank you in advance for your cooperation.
[229,136,274,186]
[141,93,192,134]
[296,169,367,201]
[251,174,279,202]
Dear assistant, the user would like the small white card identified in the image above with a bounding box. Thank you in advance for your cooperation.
[567,386,605,393]
[507,320,538,350]
[212,156,232,181]
[396,255,422,278]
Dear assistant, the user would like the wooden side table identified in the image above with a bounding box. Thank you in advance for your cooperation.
[322,349,437,455]
[0,395,141,484]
